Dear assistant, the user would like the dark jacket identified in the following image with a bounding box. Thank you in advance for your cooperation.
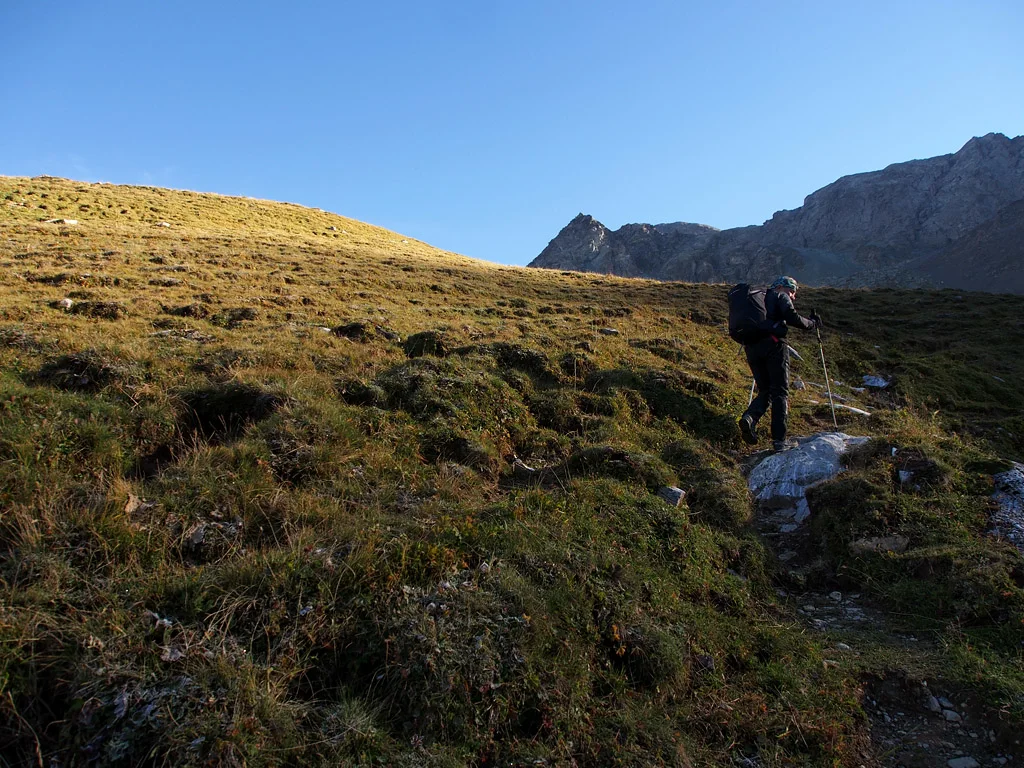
[765,287,816,334]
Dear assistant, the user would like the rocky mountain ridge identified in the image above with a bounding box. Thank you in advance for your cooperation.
[529,133,1024,293]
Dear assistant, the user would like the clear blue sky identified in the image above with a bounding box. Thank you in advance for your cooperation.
[2,1,1022,266]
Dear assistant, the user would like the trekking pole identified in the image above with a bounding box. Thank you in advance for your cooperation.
[814,309,839,429]
[748,379,756,406]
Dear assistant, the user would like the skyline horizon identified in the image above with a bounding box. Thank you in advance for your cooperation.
[6,130,1018,263]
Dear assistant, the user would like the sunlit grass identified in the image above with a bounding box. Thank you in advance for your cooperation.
[1,175,1022,766]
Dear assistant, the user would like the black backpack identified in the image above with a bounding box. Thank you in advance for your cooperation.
[727,283,780,344]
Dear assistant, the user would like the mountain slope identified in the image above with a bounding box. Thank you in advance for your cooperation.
[529,133,1024,292]
[1,176,1023,767]
[910,197,1024,293]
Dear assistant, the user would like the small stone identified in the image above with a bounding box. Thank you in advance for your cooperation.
[657,486,686,507]
[849,535,910,555]
[939,697,955,709]
[836,642,852,652]
[946,758,980,768]
[943,709,962,723]
[160,646,185,663]
[828,591,843,601]
[695,654,715,672]
[57,297,74,310]
[478,562,490,574]
[928,696,942,713]
[598,327,619,336]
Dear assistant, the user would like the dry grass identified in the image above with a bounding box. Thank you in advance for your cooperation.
[1,175,1022,766]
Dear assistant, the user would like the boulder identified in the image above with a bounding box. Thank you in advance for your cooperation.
[990,462,1024,554]
[748,432,869,524]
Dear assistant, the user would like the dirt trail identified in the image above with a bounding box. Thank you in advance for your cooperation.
[755,509,1021,768]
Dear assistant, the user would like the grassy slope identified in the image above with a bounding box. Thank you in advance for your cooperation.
[0,176,1022,766]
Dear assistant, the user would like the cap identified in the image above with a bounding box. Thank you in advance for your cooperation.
[771,276,798,291]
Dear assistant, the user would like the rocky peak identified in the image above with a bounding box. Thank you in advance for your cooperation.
[529,134,1024,292]
[531,215,719,277]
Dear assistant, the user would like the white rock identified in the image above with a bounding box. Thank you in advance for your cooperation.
[863,374,890,388]
[990,462,1024,555]
[160,646,185,662]
[943,709,962,722]
[598,328,619,336]
[155,221,171,227]
[657,486,686,507]
[828,591,843,602]
[57,298,74,310]
[747,432,869,523]
[947,757,979,768]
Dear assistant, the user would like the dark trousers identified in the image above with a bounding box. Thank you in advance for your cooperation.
[742,337,790,442]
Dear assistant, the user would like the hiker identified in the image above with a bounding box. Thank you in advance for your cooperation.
[737,276,821,451]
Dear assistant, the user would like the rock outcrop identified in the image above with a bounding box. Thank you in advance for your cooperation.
[747,432,869,532]
[528,134,1024,293]
[530,214,718,278]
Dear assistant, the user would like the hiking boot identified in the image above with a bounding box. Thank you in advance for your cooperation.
[773,438,799,451]
[738,415,757,445]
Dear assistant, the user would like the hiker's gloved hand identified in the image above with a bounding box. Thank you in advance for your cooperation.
[809,312,823,329]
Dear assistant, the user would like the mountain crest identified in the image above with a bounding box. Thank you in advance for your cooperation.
[529,134,1024,293]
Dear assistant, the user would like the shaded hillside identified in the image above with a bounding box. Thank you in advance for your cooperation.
[911,198,1024,294]
[1,176,1023,767]
[530,133,1024,292]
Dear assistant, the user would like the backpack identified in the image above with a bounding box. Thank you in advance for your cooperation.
[727,283,780,344]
